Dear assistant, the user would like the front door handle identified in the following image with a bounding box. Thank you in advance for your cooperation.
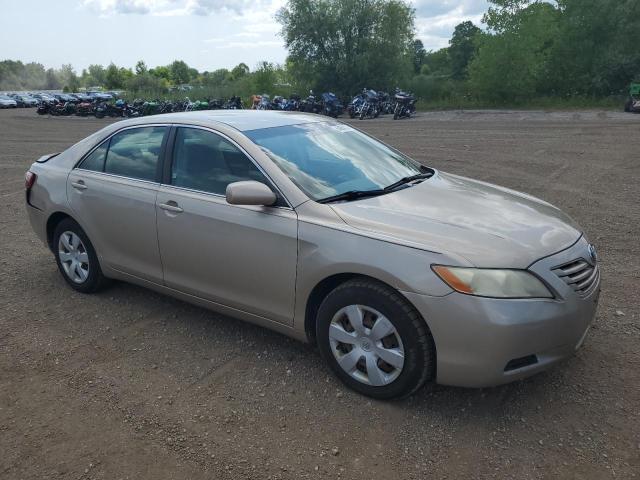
[71,180,87,190]
[158,201,183,213]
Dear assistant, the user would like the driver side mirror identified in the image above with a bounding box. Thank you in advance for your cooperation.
[226,181,277,206]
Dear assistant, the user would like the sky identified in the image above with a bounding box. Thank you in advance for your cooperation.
[0,0,489,72]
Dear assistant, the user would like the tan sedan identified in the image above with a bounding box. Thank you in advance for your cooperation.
[25,111,600,398]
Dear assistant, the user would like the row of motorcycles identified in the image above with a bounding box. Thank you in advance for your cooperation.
[35,88,416,120]
[36,96,244,118]
[251,92,344,117]
[251,88,415,120]
[347,88,416,120]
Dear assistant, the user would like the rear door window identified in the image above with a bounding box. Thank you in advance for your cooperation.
[104,127,166,182]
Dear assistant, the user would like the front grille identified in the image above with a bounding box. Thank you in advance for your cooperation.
[552,258,599,296]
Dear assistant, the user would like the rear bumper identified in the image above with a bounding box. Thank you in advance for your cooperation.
[403,237,600,388]
[26,202,48,247]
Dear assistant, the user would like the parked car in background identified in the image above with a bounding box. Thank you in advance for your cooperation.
[9,93,38,107]
[24,111,600,399]
[0,94,18,108]
[87,91,113,101]
[72,93,92,102]
[32,93,57,104]
[54,93,78,103]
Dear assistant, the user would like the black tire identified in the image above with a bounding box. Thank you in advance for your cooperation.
[53,218,109,293]
[624,99,632,113]
[316,278,435,399]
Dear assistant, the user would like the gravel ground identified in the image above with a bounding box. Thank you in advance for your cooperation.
[0,108,638,479]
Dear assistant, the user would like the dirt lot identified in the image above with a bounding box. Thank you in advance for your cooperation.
[1,108,638,479]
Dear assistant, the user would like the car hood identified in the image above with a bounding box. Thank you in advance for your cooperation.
[329,171,582,268]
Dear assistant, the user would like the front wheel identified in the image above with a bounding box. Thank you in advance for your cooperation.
[316,278,435,399]
[53,218,109,293]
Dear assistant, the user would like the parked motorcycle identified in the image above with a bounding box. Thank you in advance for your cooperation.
[358,89,379,120]
[392,88,416,120]
[256,94,272,110]
[283,94,301,111]
[320,92,343,118]
[75,100,95,117]
[301,91,321,114]
[223,96,243,109]
[36,101,57,116]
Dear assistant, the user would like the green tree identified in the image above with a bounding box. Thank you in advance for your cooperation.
[253,61,276,93]
[170,60,191,85]
[105,62,125,89]
[87,64,106,86]
[412,39,426,73]
[449,21,481,80]
[59,64,80,92]
[549,0,640,95]
[277,0,415,95]
[45,68,60,89]
[135,60,148,75]
[149,65,171,81]
[468,1,560,101]
[126,73,167,93]
[421,48,450,76]
[231,62,250,80]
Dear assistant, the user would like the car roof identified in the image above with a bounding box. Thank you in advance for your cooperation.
[140,110,327,132]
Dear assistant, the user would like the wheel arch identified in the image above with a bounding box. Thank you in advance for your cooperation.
[46,211,73,253]
[303,272,432,345]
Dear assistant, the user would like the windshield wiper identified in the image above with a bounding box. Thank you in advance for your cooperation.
[317,189,385,204]
[383,172,434,192]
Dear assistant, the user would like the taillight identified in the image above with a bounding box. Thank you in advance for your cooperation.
[25,171,37,190]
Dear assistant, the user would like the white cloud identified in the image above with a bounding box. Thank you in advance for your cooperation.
[410,0,488,50]
[79,0,486,52]
[80,0,271,16]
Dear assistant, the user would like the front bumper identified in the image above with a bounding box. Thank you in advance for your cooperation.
[403,237,600,388]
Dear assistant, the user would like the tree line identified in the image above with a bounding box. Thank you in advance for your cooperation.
[1,0,638,105]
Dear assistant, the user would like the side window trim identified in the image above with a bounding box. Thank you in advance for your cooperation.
[164,124,292,208]
[74,124,170,184]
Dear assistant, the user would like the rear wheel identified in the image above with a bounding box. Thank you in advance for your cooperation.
[316,278,435,399]
[53,218,109,293]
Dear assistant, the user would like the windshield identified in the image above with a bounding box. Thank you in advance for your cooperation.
[245,122,425,201]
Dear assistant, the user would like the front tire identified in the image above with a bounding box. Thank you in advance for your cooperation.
[53,218,109,293]
[316,278,435,399]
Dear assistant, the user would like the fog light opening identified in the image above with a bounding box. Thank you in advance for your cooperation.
[504,354,538,372]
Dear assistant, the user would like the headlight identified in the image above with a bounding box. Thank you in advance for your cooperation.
[432,265,553,299]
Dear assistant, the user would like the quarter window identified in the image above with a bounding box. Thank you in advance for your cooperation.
[171,127,267,195]
[80,142,108,172]
[104,127,166,181]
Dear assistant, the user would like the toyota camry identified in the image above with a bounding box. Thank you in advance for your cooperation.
[25,111,600,399]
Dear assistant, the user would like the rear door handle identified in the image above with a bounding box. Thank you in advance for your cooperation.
[158,201,183,213]
[71,180,87,190]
